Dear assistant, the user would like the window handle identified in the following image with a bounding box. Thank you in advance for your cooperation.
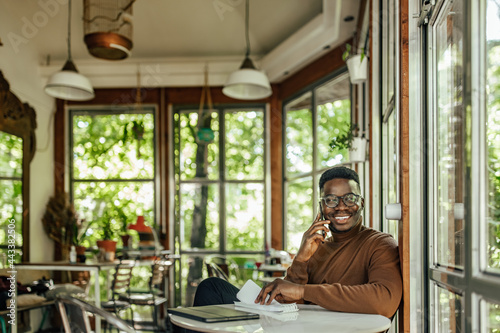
[385,203,402,220]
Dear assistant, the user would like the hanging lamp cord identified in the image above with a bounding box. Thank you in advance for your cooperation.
[67,0,72,61]
[244,0,250,58]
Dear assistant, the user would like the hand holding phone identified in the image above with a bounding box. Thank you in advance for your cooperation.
[296,208,330,262]
[319,202,328,238]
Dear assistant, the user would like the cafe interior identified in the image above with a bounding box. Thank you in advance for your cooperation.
[0,0,499,332]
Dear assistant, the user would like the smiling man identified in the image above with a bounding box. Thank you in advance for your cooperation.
[192,166,402,320]
[255,166,402,318]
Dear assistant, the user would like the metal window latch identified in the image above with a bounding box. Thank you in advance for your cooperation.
[413,0,433,27]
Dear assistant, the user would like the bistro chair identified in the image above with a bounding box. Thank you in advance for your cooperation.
[100,261,134,327]
[204,255,242,286]
[119,260,168,331]
[206,262,230,281]
[55,295,135,333]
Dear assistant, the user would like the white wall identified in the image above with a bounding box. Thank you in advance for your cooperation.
[1,2,55,262]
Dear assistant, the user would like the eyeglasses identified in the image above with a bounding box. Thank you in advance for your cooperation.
[321,193,362,208]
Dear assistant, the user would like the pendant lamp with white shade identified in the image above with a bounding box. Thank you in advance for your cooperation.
[45,0,95,101]
[222,0,272,100]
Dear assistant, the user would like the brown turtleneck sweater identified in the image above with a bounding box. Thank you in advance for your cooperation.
[284,222,402,318]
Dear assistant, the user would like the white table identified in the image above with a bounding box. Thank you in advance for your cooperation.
[16,259,174,332]
[169,304,391,333]
[15,260,119,333]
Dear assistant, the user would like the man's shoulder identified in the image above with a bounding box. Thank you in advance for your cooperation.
[359,226,398,246]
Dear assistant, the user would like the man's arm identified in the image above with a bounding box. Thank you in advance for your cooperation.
[257,237,402,319]
[255,214,328,303]
[302,239,402,318]
[282,212,329,285]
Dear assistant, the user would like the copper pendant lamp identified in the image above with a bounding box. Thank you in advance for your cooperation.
[83,0,134,60]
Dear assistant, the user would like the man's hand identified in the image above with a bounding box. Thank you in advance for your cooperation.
[255,279,304,304]
[294,212,330,262]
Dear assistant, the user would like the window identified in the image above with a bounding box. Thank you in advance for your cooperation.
[69,107,157,247]
[283,72,352,253]
[426,0,500,331]
[484,0,500,330]
[174,105,267,306]
[428,0,466,329]
[0,132,23,261]
[486,0,500,274]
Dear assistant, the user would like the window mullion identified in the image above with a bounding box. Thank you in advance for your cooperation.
[219,107,226,254]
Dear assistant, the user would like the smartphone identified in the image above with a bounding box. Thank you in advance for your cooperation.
[319,202,326,238]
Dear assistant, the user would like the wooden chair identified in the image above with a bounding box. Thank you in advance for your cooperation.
[100,261,134,327]
[204,255,242,286]
[206,262,230,281]
[119,260,168,331]
[55,295,135,333]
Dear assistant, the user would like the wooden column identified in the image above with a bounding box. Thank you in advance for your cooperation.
[399,0,410,331]
[269,85,283,250]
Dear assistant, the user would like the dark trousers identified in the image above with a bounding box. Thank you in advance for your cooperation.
[170,277,240,333]
[193,277,240,306]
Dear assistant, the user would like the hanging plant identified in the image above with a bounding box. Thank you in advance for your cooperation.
[197,127,215,143]
[122,120,145,158]
[329,123,360,151]
[342,32,369,84]
[132,120,145,141]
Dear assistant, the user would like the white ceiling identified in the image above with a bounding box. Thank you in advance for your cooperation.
[4,0,361,88]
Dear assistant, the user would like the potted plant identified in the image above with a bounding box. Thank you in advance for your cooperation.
[329,123,367,162]
[96,214,117,261]
[118,212,131,249]
[42,192,79,261]
[113,207,132,248]
[72,220,93,263]
[343,43,368,85]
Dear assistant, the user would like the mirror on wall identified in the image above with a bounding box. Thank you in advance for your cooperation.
[0,71,37,262]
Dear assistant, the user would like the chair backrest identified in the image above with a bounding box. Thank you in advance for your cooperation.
[204,255,240,283]
[150,261,166,288]
[55,295,135,333]
[111,261,134,297]
[70,271,91,296]
[207,262,229,281]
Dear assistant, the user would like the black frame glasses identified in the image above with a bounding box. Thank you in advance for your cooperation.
[321,193,362,208]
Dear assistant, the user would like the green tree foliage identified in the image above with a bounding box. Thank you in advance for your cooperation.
[175,107,265,305]
[71,111,155,246]
[285,108,313,176]
[176,109,265,253]
[0,132,23,260]
[284,98,351,252]
[487,42,500,270]
[224,111,264,180]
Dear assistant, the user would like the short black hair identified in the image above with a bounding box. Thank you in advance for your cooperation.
[319,166,360,191]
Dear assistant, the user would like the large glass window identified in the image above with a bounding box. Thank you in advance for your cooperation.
[486,0,500,273]
[283,72,352,253]
[432,0,465,271]
[174,105,266,306]
[70,108,157,247]
[426,0,500,331]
